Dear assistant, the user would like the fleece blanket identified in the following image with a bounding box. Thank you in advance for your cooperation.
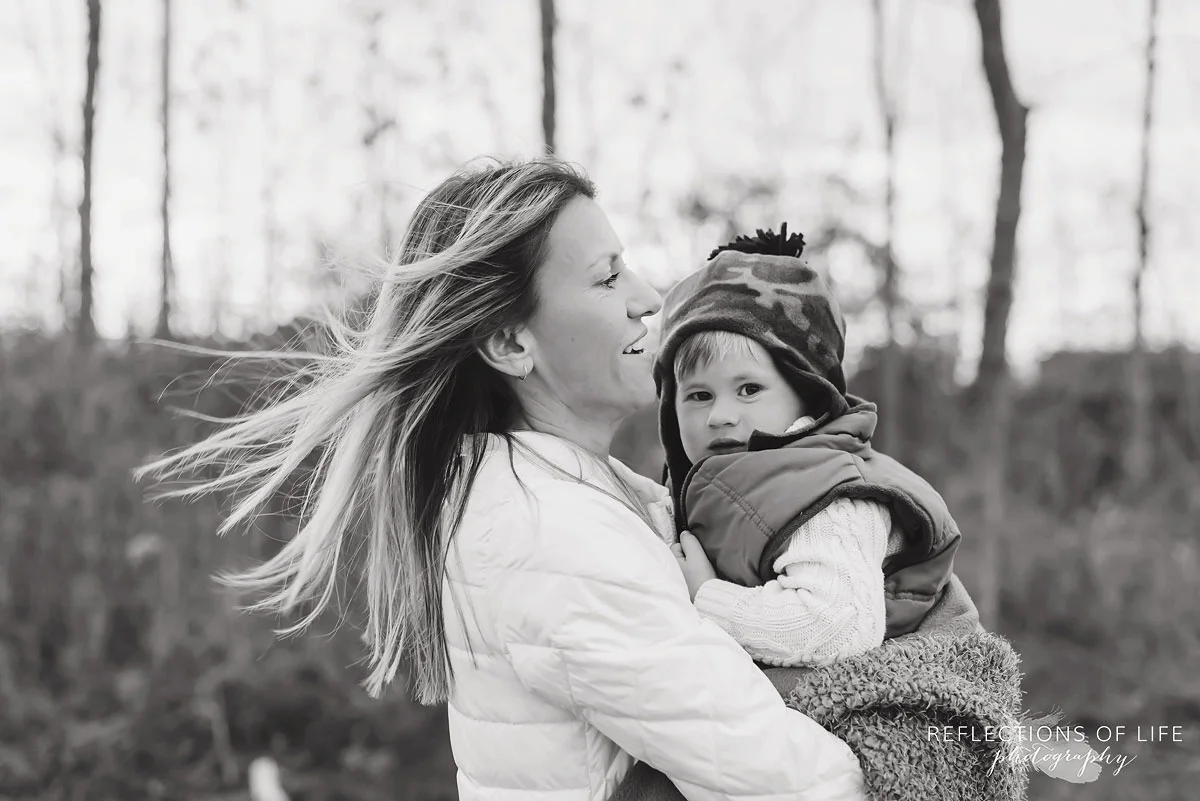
[608,631,1028,801]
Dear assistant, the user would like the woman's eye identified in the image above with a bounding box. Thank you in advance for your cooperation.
[739,384,764,397]
[602,272,620,288]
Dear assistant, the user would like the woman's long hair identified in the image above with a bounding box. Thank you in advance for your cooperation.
[137,158,595,702]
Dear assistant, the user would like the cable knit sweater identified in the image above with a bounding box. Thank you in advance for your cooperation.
[691,417,903,667]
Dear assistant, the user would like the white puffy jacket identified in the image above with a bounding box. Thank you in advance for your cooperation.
[443,431,866,801]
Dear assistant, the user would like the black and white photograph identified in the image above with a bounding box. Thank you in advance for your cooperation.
[1,0,1198,799]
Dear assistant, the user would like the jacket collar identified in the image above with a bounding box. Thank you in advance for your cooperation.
[676,399,881,524]
[494,431,676,543]
[745,396,878,452]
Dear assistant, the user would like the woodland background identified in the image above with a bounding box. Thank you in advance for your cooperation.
[2,0,1199,798]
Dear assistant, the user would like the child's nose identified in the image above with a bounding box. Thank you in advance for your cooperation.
[707,401,738,427]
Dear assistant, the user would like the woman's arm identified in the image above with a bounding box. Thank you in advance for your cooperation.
[490,486,866,801]
[692,498,894,667]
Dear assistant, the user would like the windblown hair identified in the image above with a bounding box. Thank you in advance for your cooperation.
[672,330,763,383]
[137,158,595,703]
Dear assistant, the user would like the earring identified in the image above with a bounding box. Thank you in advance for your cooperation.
[518,365,531,381]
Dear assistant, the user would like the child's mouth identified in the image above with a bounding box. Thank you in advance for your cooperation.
[707,438,745,455]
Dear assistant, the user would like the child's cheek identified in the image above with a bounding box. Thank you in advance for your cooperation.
[680,417,704,462]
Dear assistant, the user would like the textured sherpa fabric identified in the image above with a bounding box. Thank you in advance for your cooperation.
[654,247,851,505]
[608,631,1027,801]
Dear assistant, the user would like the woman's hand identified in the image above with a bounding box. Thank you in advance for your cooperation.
[670,531,717,602]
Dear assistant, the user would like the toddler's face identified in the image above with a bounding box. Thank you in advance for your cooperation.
[674,338,805,463]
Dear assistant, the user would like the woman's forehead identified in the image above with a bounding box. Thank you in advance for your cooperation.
[542,197,622,277]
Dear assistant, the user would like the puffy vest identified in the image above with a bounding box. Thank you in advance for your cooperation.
[679,403,970,638]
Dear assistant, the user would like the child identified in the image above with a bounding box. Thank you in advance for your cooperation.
[654,225,980,667]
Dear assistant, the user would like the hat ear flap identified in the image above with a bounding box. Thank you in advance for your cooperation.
[830,293,847,340]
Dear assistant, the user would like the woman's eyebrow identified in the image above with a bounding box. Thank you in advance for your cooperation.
[587,251,622,270]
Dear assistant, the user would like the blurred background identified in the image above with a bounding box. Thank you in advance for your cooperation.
[2,0,1199,798]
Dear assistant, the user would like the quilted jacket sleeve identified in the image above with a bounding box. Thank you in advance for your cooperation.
[490,486,866,801]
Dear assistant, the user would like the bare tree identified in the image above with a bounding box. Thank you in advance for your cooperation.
[17,1,75,326]
[155,0,174,339]
[192,26,240,335]
[259,3,284,318]
[870,0,903,460]
[360,6,395,250]
[573,18,600,170]
[540,0,557,154]
[970,0,1029,630]
[77,0,102,347]
[1126,0,1159,491]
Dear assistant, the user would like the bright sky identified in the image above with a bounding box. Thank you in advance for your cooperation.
[2,0,1198,378]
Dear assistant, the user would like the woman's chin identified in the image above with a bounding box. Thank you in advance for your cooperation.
[609,389,656,421]
[604,361,654,409]
[629,375,659,410]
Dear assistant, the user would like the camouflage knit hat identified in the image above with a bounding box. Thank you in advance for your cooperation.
[654,225,851,496]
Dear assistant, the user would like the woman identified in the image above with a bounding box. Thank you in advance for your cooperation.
[139,158,866,800]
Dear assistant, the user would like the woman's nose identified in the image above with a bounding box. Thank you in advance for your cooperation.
[626,270,663,318]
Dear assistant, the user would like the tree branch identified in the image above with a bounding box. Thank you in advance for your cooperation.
[969,0,1029,401]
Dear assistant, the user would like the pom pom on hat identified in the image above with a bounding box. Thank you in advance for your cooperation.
[708,222,806,261]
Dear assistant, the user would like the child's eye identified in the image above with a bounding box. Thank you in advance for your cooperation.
[683,390,712,403]
[601,272,621,288]
[739,384,764,397]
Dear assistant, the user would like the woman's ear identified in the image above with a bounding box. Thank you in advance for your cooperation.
[476,325,534,380]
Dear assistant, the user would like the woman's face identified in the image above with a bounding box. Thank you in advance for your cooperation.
[523,196,663,427]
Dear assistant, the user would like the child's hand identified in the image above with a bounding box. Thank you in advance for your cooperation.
[670,531,717,602]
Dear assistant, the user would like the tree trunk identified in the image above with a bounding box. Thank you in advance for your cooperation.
[211,151,233,334]
[77,0,102,347]
[539,0,557,154]
[870,0,903,462]
[260,4,284,319]
[360,7,392,251]
[53,129,74,325]
[20,0,76,325]
[1126,0,1158,492]
[31,1,76,326]
[156,0,174,339]
[970,0,1029,631]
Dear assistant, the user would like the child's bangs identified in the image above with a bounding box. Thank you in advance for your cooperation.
[674,330,761,380]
